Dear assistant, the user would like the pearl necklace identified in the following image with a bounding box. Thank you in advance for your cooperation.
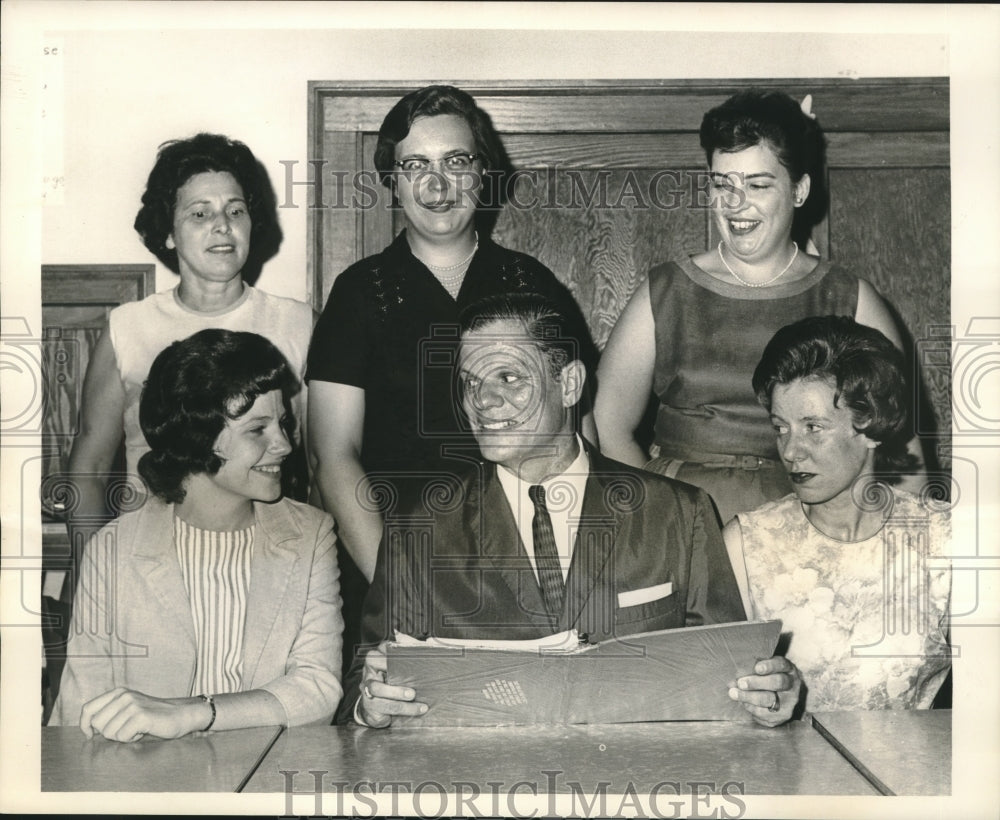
[423,234,479,273]
[718,241,798,288]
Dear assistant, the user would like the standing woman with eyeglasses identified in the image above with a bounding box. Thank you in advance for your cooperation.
[305,86,592,678]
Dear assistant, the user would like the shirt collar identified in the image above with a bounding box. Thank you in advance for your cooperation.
[495,434,589,495]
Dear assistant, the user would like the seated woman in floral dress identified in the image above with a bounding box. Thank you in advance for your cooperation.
[723,316,950,712]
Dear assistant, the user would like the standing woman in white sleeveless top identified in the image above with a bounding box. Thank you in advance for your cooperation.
[64,134,314,549]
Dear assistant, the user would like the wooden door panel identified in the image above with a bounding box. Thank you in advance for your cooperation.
[493,167,708,347]
[830,167,951,445]
[40,265,154,522]
[311,79,950,466]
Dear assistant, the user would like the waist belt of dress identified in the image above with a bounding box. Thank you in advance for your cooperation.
[649,445,780,471]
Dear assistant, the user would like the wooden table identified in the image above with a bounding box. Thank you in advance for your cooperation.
[42,725,283,792]
[810,710,951,795]
[243,720,877,796]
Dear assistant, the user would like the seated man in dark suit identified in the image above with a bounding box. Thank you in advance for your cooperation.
[342,292,800,728]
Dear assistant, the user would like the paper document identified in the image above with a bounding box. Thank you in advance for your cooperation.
[392,629,582,653]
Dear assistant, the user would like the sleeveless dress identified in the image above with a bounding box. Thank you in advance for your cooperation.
[109,285,313,476]
[734,489,951,712]
[645,256,860,525]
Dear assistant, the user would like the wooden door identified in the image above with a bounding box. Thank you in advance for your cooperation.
[308,79,950,467]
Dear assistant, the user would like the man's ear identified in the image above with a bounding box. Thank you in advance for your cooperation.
[559,360,586,409]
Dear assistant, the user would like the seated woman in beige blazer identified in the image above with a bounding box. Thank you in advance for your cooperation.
[52,329,342,742]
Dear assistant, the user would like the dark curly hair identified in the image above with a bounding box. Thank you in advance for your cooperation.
[138,329,299,503]
[373,85,512,213]
[700,89,828,247]
[133,133,282,285]
[752,316,916,476]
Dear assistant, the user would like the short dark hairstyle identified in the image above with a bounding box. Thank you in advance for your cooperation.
[752,315,915,475]
[373,85,511,209]
[700,89,828,244]
[138,329,299,503]
[133,133,282,285]
[459,292,587,383]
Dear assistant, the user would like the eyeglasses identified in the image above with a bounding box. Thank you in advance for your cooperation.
[392,152,480,175]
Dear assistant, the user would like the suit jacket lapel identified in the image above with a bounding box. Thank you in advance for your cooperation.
[473,465,550,624]
[242,500,301,687]
[130,499,196,650]
[563,447,621,632]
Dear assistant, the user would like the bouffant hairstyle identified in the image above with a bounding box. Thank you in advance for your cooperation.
[373,84,511,210]
[752,315,915,475]
[700,89,829,246]
[138,329,299,503]
[133,133,282,285]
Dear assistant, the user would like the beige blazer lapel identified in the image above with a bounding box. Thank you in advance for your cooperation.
[130,499,197,651]
[241,500,302,687]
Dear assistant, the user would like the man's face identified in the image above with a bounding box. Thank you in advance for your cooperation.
[458,318,579,478]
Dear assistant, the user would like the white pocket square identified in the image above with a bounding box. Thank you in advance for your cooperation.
[617,581,673,608]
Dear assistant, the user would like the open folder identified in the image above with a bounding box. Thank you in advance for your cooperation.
[386,620,781,726]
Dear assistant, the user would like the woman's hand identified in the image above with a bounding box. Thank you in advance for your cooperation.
[79,687,212,743]
[728,656,802,727]
[355,643,428,729]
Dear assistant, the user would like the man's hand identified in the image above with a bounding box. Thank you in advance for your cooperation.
[356,643,428,728]
[728,656,802,728]
[79,687,212,742]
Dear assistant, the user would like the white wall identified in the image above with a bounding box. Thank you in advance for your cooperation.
[4,5,1000,819]
[38,21,950,302]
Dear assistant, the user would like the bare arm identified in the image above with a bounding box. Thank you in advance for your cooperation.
[594,279,656,467]
[64,329,126,545]
[721,518,753,618]
[855,279,927,491]
[307,380,382,582]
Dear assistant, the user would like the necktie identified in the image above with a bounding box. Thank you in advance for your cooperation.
[528,484,565,621]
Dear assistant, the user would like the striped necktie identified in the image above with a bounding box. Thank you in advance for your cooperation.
[528,484,565,622]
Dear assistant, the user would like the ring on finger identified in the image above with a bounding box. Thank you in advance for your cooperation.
[768,691,781,713]
[363,684,374,700]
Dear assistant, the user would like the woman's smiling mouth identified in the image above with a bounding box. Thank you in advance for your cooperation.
[727,218,761,235]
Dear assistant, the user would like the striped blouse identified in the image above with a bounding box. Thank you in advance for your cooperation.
[174,517,255,696]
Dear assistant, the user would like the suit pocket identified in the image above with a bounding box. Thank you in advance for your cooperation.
[615,591,681,627]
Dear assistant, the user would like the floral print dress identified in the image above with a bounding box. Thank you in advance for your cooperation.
[735,488,951,712]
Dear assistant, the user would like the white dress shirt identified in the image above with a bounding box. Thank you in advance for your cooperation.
[495,435,590,582]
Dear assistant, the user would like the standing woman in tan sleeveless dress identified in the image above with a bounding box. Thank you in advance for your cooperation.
[595,90,914,526]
